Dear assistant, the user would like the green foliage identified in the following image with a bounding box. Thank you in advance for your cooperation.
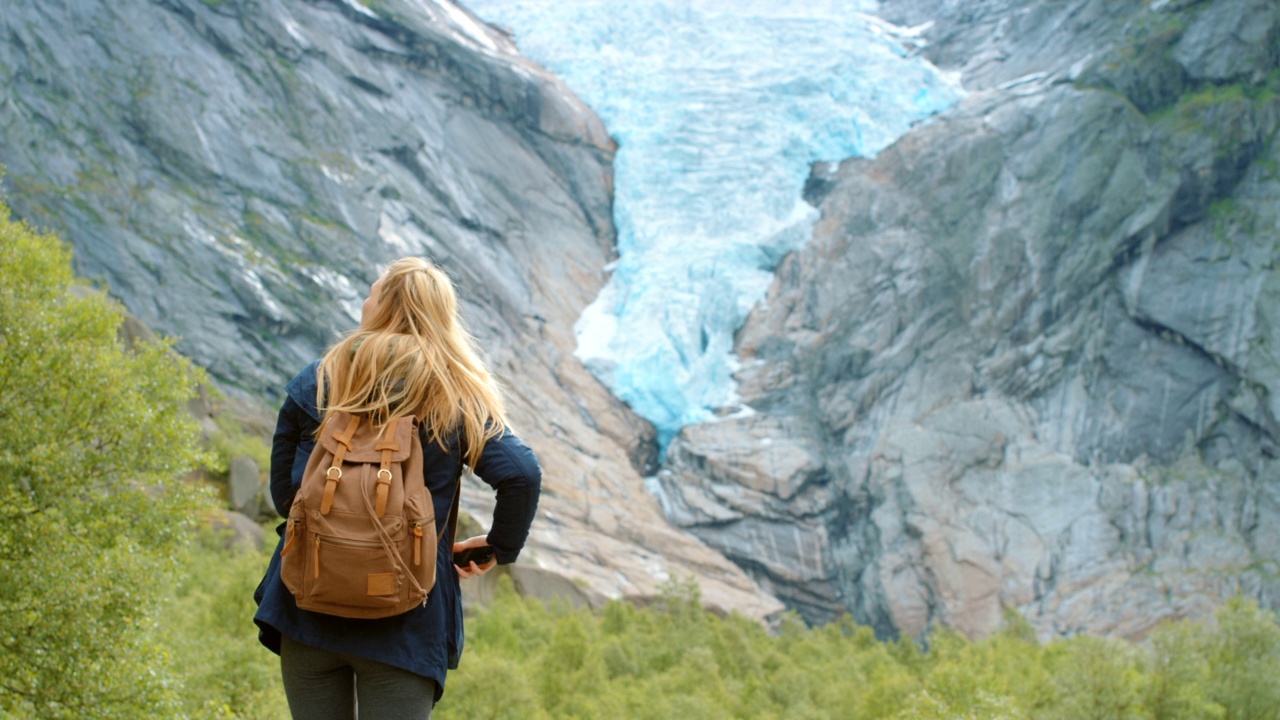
[1150,77,1279,140]
[1148,83,1237,131]
[152,540,1280,720]
[203,403,272,482]
[896,689,1024,720]
[422,579,1280,720]
[902,614,1052,720]
[159,533,289,719]
[0,201,212,718]
[1146,619,1224,720]
[1049,634,1146,720]
[1206,597,1280,720]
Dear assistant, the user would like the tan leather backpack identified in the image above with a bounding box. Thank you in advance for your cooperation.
[280,411,460,618]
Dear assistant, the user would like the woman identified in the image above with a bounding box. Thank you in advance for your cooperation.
[254,257,542,718]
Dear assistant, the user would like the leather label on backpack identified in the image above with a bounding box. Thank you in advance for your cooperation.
[367,573,396,597]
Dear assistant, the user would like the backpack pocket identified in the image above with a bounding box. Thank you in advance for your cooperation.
[404,490,437,591]
[296,507,409,614]
[305,533,404,609]
[279,514,307,602]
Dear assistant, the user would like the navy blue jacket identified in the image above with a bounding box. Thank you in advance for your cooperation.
[253,361,542,700]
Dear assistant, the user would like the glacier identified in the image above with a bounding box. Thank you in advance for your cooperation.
[464,0,963,447]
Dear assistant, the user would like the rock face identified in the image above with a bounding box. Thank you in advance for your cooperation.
[0,0,779,620]
[660,0,1280,637]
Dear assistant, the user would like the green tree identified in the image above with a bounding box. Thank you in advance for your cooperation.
[159,535,290,719]
[901,612,1055,720]
[1048,634,1146,720]
[1207,597,1280,720]
[1144,618,1223,720]
[0,201,210,718]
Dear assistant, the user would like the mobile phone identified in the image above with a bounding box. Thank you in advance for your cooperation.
[453,545,496,567]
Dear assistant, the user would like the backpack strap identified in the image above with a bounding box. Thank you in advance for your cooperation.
[363,429,467,604]
[437,435,464,545]
[372,416,401,517]
[321,414,361,515]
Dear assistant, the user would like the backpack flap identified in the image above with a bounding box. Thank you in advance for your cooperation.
[318,415,416,462]
[318,415,419,517]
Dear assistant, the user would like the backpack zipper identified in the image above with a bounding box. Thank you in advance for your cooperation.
[281,518,300,557]
[412,521,426,566]
[316,534,384,550]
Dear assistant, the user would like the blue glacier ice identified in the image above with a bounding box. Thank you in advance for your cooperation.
[465,0,963,448]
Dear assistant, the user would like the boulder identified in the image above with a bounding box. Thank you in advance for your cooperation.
[204,509,266,552]
[228,455,262,517]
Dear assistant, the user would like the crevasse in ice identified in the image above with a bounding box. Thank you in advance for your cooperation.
[465,0,962,448]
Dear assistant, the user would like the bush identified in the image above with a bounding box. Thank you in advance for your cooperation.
[0,200,211,718]
[1145,618,1223,720]
[1048,634,1145,720]
[159,533,289,719]
[1207,597,1280,720]
[153,541,1280,720]
[427,579,1280,720]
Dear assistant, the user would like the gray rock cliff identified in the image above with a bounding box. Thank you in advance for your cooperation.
[659,0,1280,637]
[0,0,781,620]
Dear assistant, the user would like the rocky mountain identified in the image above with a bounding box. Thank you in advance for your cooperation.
[6,0,1276,641]
[0,0,780,620]
[659,0,1280,637]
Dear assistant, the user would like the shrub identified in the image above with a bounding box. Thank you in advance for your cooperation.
[1207,597,1280,720]
[0,200,211,718]
[159,533,289,719]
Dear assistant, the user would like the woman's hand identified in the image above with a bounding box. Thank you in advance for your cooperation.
[452,535,498,579]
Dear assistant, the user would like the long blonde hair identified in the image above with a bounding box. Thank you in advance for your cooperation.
[316,257,507,466]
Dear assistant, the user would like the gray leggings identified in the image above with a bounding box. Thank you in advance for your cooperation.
[280,635,437,720]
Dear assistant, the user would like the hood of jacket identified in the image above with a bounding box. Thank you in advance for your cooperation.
[284,359,323,422]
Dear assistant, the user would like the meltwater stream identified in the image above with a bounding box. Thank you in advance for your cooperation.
[465,0,962,447]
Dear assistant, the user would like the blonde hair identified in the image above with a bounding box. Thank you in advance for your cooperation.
[316,257,507,466]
